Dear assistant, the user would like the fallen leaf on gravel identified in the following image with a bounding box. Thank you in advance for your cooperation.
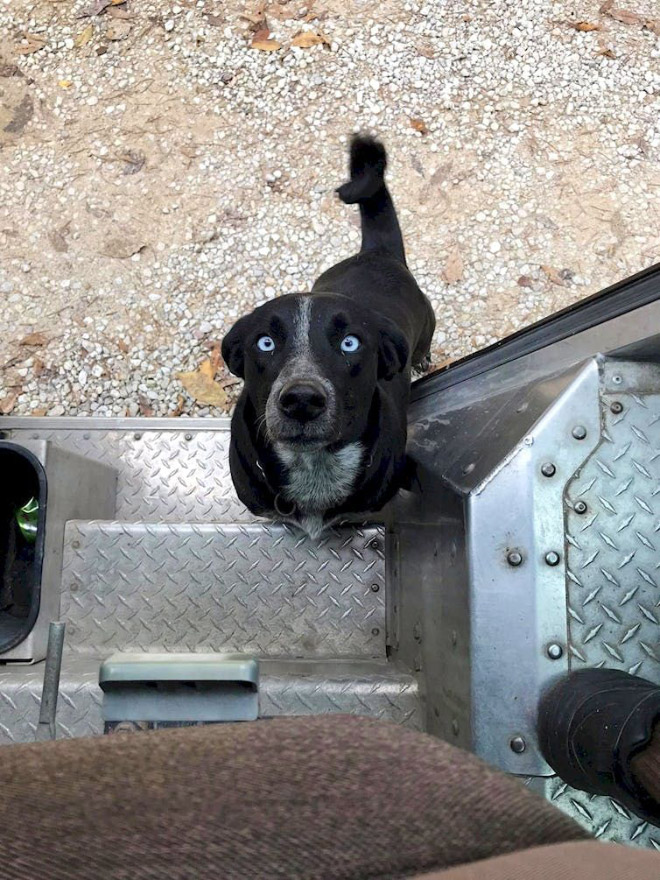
[442,245,463,284]
[19,331,49,346]
[31,408,48,417]
[541,265,566,286]
[209,341,223,374]
[99,233,146,259]
[177,359,228,407]
[49,227,69,252]
[517,275,533,288]
[107,20,132,39]
[75,24,94,46]
[14,35,47,55]
[204,12,225,27]
[599,1,642,25]
[138,394,154,416]
[250,37,282,50]
[117,338,129,353]
[416,42,436,58]
[598,47,617,57]
[645,19,660,34]
[571,20,601,30]
[0,64,23,77]
[170,394,186,417]
[33,358,46,377]
[410,117,429,135]
[291,30,329,47]
[0,393,18,415]
[58,79,73,88]
[107,6,133,18]
[120,149,145,174]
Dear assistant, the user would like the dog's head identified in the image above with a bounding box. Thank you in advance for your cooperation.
[222,293,409,450]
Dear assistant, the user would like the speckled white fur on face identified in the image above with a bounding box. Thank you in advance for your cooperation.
[275,441,364,514]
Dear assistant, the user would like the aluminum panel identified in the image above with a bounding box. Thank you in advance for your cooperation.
[61,522,386,657]
[0,658,421,743]
[566,382,660,678]
[3,420,252,524]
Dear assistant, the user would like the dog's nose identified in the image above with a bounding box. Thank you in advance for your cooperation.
[278,381,328,422]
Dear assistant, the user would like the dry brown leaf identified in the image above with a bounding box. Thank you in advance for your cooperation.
[19,331,50,346]
[433,356,455,371]
[598,46,617,57]
[15,35,47,55]
[138,394,154,417]
[0,392,18,415]
[75,24,94,47]
[107,20,131,39]
[209,341,223,374]
[31,408,48,417]
[416,41,436,58]
[442,244,463,284]
[177,359,228,407]
[170,394,186,417]
[410,117,429,135]
[600,1,642,25]
[33,357,46,377]
[645,19,660,35]
[116,338,129,353]
[541,265,566,286]
[517,275,533,288]
[572,20,601,31]
[291,30,329,47]
[251,37,282,50]
[106,6,133,18]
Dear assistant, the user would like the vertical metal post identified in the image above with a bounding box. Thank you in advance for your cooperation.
[35,621,65,742]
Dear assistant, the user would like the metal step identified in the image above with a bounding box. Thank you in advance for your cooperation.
[0,419,258,523]
[61,521,386,658]
[0,658,423,744]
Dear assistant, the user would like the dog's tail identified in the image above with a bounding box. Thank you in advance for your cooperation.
[336,135,406,264]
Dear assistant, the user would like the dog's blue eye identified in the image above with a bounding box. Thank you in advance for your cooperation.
[257,336,275,352]
[340,335,360,353]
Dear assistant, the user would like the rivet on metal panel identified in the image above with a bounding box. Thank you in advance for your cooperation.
[612,374,622,384]
[507,550,523,567]
[610,401,623,414]
[573,500,588,515]
[452,719,459,736]
[371,628,380,637]
[572,425,587,440]
[370,539,380,550]
[185,433,193,441]
[510,736,526,754]
[544,551,561,567]
[133,433,142,440]
[32,433,39,440]
[370,583,380,592]
[546,643,563,660]
[541,462,556,477]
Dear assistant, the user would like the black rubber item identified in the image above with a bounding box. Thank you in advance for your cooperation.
[538,668,660,825]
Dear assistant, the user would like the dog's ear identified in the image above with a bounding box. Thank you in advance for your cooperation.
[378,318,409,380]
[221,317,249,378]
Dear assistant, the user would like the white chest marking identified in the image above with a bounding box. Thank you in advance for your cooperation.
[275,442,364,513]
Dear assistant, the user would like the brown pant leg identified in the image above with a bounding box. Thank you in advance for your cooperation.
[413,841,660,880]
[0,716,587,880]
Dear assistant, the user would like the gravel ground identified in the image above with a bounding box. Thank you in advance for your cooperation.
[1,0,659,418]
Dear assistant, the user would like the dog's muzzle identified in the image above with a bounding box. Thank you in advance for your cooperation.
[278,380,328,423]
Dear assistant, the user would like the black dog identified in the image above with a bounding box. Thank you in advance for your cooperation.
[222,136,435,537]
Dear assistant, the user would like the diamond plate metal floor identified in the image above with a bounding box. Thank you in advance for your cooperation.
[0,658,423,744]
[61,521,386,658]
